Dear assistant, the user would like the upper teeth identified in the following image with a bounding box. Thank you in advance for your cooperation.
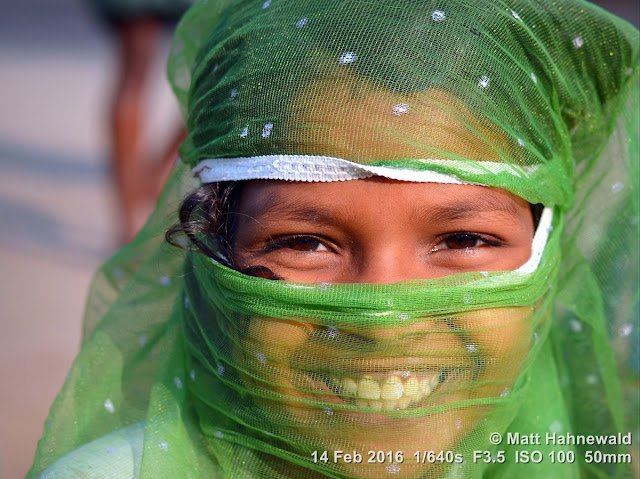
[332,372,442,411]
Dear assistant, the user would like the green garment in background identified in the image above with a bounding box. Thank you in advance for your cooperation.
[29,0,638,478]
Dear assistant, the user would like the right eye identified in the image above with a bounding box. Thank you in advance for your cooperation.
[265,235,331,253]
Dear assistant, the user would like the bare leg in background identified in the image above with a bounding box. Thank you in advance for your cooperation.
[110,18,184,245]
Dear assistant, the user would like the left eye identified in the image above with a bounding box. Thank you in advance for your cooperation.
[436,233,500,250]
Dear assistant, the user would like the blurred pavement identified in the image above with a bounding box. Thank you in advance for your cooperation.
[0,0,636,478]
[0,0,178,477]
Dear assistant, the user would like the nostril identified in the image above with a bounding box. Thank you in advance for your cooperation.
[311,328,378,350]
[343,333,378,350]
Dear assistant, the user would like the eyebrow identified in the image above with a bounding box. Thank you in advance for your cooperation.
[244,190,344,224]
[244,187,524,226]
[422,193,523,224]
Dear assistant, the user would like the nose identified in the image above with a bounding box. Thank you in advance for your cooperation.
[344,246,432,284]
[334,246,456,344]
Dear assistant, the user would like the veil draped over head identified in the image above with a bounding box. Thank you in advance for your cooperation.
[30,1,638,478]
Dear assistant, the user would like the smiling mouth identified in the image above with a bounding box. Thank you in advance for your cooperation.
[307,369,454,411]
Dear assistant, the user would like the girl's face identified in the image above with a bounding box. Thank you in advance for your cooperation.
[225,83,536,478]
[230,178,536,478]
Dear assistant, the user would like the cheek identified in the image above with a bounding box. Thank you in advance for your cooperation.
[462,306,533,356]
[245,316,312,360]
[237,317,314,409]
[457,306,534,396]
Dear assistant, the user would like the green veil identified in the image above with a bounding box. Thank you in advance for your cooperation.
[29,1,638,478]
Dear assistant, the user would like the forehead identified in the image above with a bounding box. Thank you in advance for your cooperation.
[288,72,509,163]
[238,178,531,222]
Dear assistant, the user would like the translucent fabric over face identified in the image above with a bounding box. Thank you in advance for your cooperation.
[29,1,638,478]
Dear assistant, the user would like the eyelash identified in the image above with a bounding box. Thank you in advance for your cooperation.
[264,235,330,253]
[264,233,502,253]
[435,233,502,251]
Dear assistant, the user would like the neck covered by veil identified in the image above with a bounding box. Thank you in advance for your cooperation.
[29,1,638,478]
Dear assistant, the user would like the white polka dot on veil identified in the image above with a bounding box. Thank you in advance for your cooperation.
[431,10,445,22]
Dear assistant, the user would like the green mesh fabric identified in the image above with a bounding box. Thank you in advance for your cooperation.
[29,1,638,478]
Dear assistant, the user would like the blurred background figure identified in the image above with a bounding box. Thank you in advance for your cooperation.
[0,0,188,477]
[89,0,193,244]
[0,1,636,479]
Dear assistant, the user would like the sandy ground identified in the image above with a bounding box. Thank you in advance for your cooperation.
[0,1,636,478]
